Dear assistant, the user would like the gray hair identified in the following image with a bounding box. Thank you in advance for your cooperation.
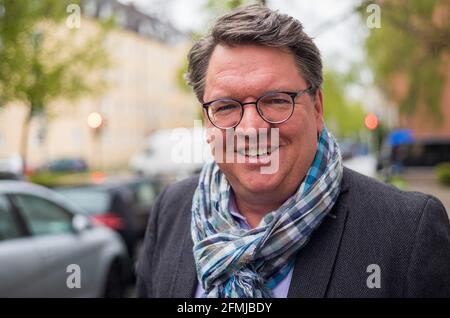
[185,4,323,103]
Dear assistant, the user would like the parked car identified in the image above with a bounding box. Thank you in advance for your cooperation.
[399,139,450,167]
[377,138,450,172]
[43,158,89,173]
[338,140,369,161]
[0,180,132,297]
[0,154,24,179]
[56,177,162,258]
[0,171,24,181]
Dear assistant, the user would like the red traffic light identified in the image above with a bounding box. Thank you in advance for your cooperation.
[364,113,378,131]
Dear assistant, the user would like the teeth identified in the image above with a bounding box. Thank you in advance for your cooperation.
[237,147,279,157]
[248,149,259,157]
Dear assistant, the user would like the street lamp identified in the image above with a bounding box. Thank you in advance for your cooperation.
[87,112,104,170]
[87,112,103,130]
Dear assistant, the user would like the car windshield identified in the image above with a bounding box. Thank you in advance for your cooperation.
[57,188,111,215]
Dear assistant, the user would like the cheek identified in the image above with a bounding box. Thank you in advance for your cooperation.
[283,107,316,140]
[280,109,319,161]
[205,127,230,162]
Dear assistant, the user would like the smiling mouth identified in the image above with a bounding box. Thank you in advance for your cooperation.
[236,145,280,158]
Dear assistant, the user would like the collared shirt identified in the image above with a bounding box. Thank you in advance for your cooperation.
[194,192,294,298]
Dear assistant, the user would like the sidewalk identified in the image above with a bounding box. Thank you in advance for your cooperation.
[401,168,450,218]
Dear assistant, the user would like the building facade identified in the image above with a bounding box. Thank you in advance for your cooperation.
[0,0,199,170]
[393,2,450,139]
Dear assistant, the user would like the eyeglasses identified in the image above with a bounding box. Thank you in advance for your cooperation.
[202,87,313,129]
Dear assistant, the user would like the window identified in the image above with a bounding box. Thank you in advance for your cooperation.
[13,194,73,236]
[0,195,21,241]
[57,189,111,215]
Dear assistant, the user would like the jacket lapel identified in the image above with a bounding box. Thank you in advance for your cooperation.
[169,203,197,297]
[287,170,350,297]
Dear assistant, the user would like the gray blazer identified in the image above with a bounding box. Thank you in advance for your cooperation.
[137,168,450,297]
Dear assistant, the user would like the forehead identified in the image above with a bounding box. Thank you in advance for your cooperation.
[204,44,306,101]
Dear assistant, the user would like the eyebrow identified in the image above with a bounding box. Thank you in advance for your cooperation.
[206,88,298,102]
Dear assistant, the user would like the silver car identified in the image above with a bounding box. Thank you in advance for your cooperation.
[0,180,132,297]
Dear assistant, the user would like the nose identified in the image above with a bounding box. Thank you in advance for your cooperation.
[237,102,271,130]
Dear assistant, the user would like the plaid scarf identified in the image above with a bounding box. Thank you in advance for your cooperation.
[191,128,343,298]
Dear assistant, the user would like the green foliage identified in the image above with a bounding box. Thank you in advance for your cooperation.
[436,163,450,187]
[0,0,113,162]
[175,57,190,93]
[322,70,366,138]
[0,0,112,111]
[360,0,449,122]
[28,171,96,188]
[386,175,408,190]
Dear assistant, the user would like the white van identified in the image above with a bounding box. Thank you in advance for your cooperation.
[129,128,213,179]
[0,154,24,179]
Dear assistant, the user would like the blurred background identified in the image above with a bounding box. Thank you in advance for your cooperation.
[0,0,449,297]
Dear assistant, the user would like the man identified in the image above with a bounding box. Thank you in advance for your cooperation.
[137,5,450,298]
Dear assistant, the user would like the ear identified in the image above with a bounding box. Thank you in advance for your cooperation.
[313,88,324,133]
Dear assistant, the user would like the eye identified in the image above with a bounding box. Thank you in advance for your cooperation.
[261,96,291,106]
[267,98,290,105]
[217,104,238,112]
[211,101,240,114]
[258,91,294,106]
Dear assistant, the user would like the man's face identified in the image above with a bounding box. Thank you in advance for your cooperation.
[203,44,324,199]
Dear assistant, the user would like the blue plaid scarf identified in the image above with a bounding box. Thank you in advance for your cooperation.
[191,128,343,298]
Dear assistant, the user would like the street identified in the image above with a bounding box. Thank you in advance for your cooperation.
[344,154,450,217]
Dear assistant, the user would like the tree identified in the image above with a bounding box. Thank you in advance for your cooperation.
[358,0,450,122]
[0,0,112,166]
[322,70,366,138]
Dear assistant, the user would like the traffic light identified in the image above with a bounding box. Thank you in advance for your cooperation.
[364,113,378,131]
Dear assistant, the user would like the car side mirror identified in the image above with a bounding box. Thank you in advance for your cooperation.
[72,214,92,233]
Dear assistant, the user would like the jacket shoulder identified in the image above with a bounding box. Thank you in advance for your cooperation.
[330,168,450,297]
